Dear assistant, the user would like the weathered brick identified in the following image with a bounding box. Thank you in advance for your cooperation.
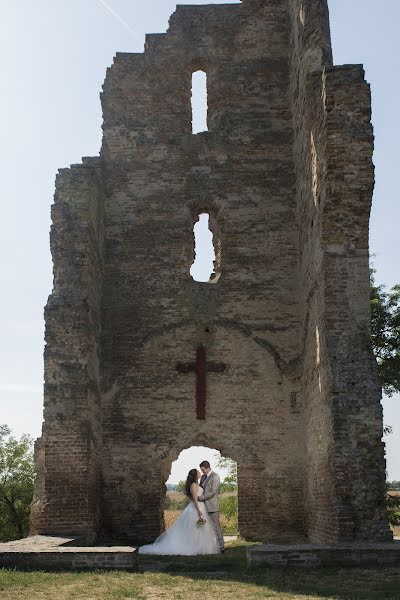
[31,0,391,545]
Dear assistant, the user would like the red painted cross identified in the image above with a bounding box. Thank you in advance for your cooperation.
[176,345,226,420]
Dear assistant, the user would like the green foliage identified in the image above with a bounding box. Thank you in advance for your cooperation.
[214,454,237,485]
[370,270,400,397]
[176,480,185,494]
[0,424,34,542]
[387,481,400,491]
[219,494,238,518]
[220,494,238,535]
[387,494,400,526]
[220,513,238,535]
[220,477,237,494]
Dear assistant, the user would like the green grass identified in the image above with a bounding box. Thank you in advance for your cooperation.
[1,540,400,600]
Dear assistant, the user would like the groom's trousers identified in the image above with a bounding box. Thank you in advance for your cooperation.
[208,511,224,551]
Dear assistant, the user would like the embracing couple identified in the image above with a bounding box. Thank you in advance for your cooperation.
[139,461,224,555]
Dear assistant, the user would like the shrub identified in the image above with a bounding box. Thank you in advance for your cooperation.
[220,513,238,535]
[387,481,400,491]
[387,493,400,526]
[219,495,238,535]
[0,425,34,542]
[219,494,238,518]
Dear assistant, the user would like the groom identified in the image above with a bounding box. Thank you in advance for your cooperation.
[198,460,225,553]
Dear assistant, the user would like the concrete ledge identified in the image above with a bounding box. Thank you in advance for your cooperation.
[0,536,138,571]
[247,541,400,568]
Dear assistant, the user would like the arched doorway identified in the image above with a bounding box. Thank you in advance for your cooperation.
[163,446,238,538]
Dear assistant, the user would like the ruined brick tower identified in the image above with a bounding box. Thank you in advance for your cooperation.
[31,0,392,544]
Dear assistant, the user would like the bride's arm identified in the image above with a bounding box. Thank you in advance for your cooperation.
[190,483,203,519]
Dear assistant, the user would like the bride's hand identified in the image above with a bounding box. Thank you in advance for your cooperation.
[198,511,203,519]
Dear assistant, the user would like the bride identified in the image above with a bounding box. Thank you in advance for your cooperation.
[138,468,220,555]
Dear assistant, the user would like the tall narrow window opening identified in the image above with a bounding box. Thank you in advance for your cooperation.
[190,213,215,282]
[191,70,208,134]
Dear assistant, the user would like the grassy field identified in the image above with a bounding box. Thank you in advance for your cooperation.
[1,540,400,600]
[165,490,400,538]
[1,492,398,599]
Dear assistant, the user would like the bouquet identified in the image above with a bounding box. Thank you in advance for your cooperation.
[197,517,206,526]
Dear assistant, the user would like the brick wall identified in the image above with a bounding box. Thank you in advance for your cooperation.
[31,160,104,542]
[32,0,391,544]
[288,0,391,541]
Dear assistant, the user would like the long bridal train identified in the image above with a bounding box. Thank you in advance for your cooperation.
[138,499,220,556]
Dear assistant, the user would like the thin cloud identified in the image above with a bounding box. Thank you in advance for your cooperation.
[97,0,138,37]
[96,0,207,107]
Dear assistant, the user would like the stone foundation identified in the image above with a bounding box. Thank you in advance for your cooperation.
[247,541,400,568]
[0,536,137,571]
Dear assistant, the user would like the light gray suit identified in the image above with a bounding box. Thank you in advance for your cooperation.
[199,471,224,551]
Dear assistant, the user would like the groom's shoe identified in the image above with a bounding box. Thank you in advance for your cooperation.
[220,549,225,553]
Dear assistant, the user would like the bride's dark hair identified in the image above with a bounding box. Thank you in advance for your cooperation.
[185,468,198,498]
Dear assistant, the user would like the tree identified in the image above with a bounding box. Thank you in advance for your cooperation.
[386,486,400,527]
[0,425,34,542]
[370,271,400,524]
[214,454,237,490]
[370,270,400,397]
[387,481,400,491]
[176,480,186,494]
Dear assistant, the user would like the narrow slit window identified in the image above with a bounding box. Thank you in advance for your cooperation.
[191,70,208,134]
[190,213,215,282]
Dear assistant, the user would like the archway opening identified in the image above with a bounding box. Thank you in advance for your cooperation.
[164,446,238,538]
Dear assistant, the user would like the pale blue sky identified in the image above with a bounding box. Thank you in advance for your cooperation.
[0,0,399,483]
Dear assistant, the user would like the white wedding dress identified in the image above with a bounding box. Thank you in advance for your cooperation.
[139,486,220,555]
